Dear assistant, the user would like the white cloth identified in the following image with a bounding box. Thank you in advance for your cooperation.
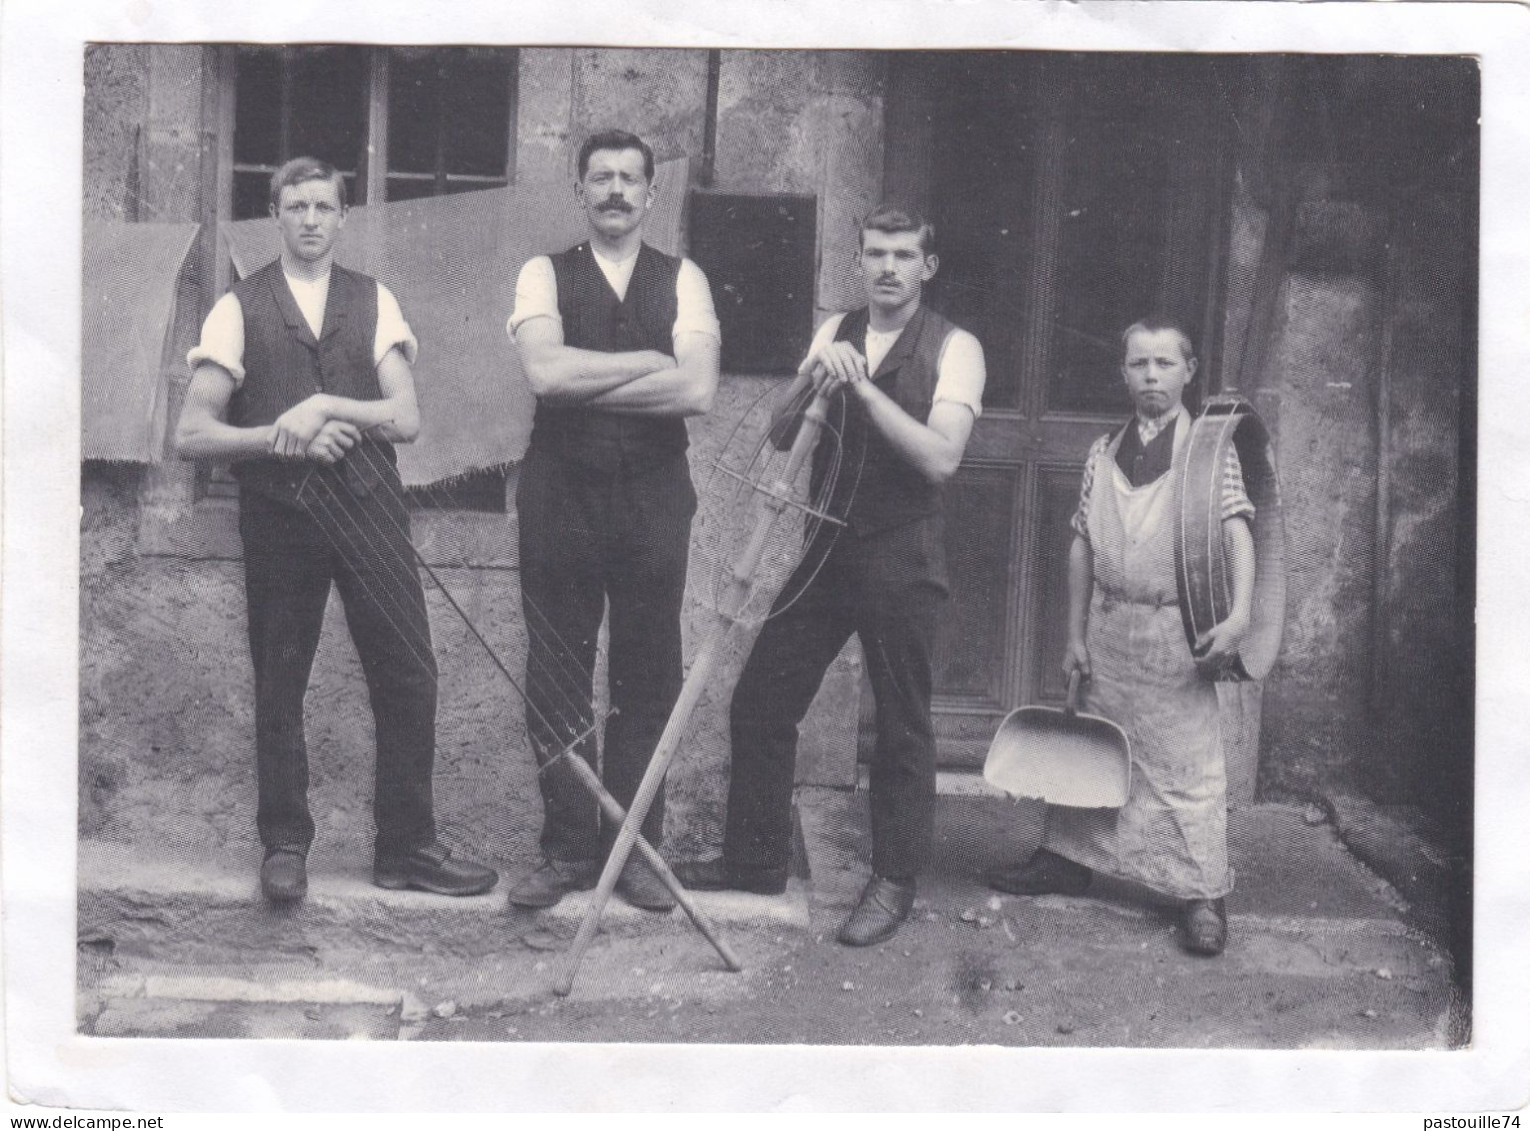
[507,251,721,340]
[806,311,986,420]
[187,272,417,385]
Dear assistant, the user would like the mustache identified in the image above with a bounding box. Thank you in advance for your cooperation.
[596,198,635,213]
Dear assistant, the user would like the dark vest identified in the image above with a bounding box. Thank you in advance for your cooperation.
[1114,414,1177,488]
[226,260,397,500]
[529,242,687,472]
[811,304,958,535]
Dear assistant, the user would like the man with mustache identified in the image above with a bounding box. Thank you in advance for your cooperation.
[676,205,986,947]
[505,130,720,912]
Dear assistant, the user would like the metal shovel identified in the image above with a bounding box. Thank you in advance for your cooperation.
[983,670,1132,808]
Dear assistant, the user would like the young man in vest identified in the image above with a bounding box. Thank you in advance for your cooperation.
[176,156,498,904]
[676,205,986,947]
[506,130,720,912]
[984,318,1255,956]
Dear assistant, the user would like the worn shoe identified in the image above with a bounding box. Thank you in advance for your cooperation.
[1182,898,1228,956]
[506,856,601,909]
[616,856,677,913]
[260,848,308,904]
[671,857,789,896]
[836,875,916,947]
[984,849,1092,897]
[374,842,498,897]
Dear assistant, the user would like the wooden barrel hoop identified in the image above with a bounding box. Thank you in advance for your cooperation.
[1174,395,1287,682]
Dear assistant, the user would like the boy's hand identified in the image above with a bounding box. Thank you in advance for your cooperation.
[1194,608,1250,662]
[1063,637,1091,681]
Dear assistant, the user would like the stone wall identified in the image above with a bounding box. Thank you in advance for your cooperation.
[1236,58,1475,833]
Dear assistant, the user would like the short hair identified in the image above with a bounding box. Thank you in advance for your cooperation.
[577,129,655,181]
[1121,316,1197,361]
[859,203,937,255]
[269,156,347,213]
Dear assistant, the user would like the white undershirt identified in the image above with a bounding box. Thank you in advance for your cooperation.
[507,250,721,340]
[283,270,331,338]
[805,312,987,420]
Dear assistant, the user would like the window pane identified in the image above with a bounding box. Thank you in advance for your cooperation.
[388,49,439,176]
[441,48,512,179]
[385,174,437,202]
[387,46,514,198]
[233,47,282,168]
[1046,59,1167,416]
[922,55,1040,411]
[287,46,368,175]
[232,171,270,222]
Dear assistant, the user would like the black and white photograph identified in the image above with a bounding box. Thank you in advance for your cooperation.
[4,0,1529,1116]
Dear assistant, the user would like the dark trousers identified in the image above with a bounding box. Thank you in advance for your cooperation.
[725,517,947,880]
[239,479,438,858]
[515,446,695,863]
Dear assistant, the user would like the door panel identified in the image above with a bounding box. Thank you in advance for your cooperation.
[879,51,1230,769]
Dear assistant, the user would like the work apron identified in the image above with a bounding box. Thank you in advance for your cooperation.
[1042,416,1233,901]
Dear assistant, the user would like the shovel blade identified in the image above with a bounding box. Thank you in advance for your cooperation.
[983,705,1131,808]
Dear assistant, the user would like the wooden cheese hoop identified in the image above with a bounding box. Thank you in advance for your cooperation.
[1175,396,1286,682]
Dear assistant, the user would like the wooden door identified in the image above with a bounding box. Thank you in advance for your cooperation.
[876,52,1232,769]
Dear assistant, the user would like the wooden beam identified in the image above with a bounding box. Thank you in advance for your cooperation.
[365,48,390,207]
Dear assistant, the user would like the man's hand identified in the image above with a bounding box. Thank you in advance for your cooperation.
[304,419,361,465]
[1194,608,1250,664]
[1063,636,1092,682]
[270,395,332,460]
[805,341,869,396]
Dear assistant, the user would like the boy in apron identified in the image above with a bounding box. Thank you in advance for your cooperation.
[986,318,1255,956]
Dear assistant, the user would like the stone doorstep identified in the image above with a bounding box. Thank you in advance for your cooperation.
[78,838,811,961]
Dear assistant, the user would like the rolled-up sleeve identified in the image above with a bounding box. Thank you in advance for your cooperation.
[1221,444,1255,523]
[932,327,986,420]
[507,256,560,337]
[1070,434,1112,541]
[674,258,721,341]
[374,283,418,366]
[186,292,246,384]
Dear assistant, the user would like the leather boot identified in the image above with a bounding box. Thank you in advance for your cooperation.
[836,875,916,947]
[616,856,677,913]
[984,848,1092,896]
[260,848,308,903]
[506,857,601,909]
[672,857,789,896]
[1182,898,1228,956]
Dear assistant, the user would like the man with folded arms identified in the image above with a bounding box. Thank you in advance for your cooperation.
[506,129,720,913]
